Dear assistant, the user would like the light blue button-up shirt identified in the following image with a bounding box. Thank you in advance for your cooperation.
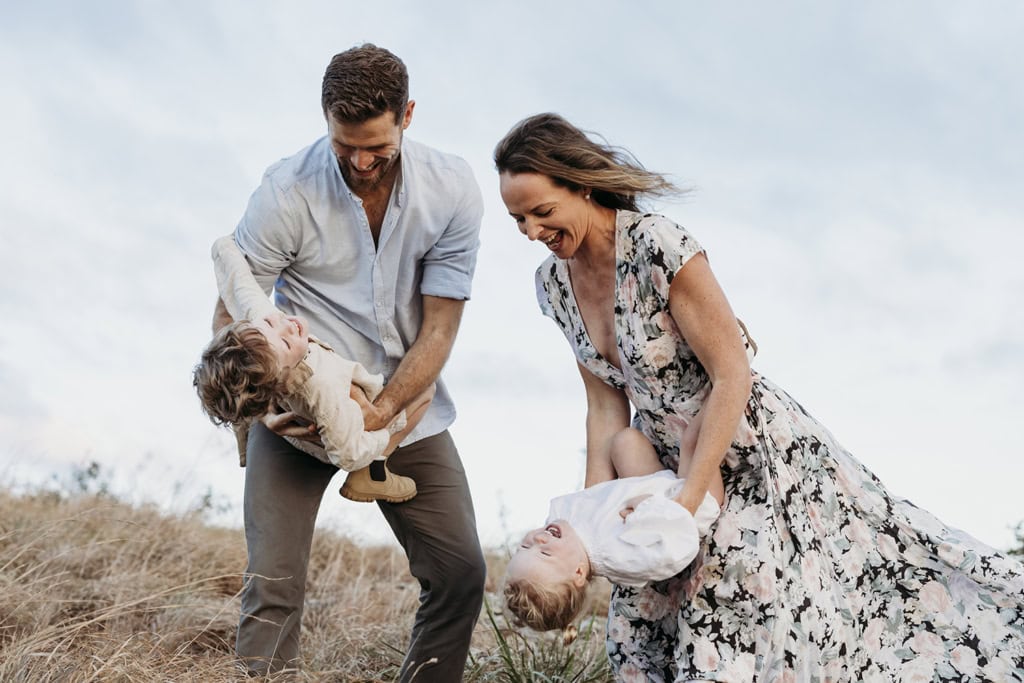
[234,135,483,444]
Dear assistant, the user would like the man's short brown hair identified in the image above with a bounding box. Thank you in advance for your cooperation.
[193,321,286,426]
[321,43,408,124]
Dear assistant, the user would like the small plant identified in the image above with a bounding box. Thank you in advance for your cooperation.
[189,485,234,519]
[470,598,613,683]
[70,460,111,497]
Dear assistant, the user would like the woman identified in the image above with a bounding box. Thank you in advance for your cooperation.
[495,113,1024,682]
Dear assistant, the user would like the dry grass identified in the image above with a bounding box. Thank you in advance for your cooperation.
[0,488,613,682]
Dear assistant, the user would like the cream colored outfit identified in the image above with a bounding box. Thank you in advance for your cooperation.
[212,235,404,469]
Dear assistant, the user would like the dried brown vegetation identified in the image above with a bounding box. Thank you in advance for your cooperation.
[0,488,612,682]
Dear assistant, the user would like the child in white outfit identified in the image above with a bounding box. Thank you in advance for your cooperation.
[193,235,430,503]
[504,426,724,632]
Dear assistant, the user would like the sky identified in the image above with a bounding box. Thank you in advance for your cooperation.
[2,1,1022,552]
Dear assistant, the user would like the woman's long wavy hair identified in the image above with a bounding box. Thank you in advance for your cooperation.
[493,112,685,211]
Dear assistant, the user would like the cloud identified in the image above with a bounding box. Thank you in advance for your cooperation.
[2,1,1022,552]
[0,361,46,418]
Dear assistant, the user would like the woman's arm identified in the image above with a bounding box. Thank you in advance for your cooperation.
[668,253,752,514]
[677,407,726,506]
[577,362,631,487]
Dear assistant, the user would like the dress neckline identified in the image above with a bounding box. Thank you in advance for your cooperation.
[555,209,634,383]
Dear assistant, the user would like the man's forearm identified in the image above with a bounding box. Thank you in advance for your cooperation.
[374,336,450,422]
[368,295,463,431]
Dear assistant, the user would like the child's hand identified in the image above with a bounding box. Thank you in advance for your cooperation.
[261,409,321,444]
[350,385,390,431]
[619,494,654,521]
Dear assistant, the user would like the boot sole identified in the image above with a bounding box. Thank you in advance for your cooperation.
[339,485,417,504]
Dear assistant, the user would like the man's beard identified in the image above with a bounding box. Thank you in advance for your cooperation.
[339,151,400,192]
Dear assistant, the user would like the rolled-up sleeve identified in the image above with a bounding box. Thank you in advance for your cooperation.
[234,170,301,293]
[420,160,483,301]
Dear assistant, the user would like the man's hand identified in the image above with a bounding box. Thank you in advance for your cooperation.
[350,385,391,432]
[261,409,323,446]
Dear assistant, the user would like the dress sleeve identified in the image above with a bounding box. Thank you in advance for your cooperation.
[635,214,704,301]
[636,215,756,363]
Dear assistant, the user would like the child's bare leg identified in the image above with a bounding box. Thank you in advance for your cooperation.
[340,385,434,504]
[608,427,664,477]
[612,422,726,506]
[382,384,436,456]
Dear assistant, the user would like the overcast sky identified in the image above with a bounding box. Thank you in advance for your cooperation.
[2,1,1022,551]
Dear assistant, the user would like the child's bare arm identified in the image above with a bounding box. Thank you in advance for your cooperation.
[382,384,435,455]
[261,409,320,441]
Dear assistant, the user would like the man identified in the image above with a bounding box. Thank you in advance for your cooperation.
[211,44,486,680]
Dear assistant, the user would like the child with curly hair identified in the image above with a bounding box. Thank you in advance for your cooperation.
[193,236,431,503]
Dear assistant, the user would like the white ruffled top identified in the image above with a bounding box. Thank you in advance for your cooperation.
[546,470,720,587]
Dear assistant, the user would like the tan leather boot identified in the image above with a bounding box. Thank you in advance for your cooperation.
[340,460,417,503]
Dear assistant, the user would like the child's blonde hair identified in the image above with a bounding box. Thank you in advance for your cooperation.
[503,575,589,633]
[193,320,287,426]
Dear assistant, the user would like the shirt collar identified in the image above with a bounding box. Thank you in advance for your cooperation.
[394,138,408,208]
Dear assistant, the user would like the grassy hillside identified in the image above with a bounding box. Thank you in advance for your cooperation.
[0,487,613,682]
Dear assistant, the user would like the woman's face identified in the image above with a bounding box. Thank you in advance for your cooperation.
[499,171,591,259]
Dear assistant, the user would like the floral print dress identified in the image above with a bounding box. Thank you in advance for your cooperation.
[535,210,1024,682]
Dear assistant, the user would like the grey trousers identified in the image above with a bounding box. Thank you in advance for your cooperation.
[235,423,486,681]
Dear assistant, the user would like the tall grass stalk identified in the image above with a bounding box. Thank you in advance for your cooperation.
[468,599,613,682]
[0,487,612,681]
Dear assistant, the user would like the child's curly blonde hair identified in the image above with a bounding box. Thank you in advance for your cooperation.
[503,575,589,633]
[192,320,286,426]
